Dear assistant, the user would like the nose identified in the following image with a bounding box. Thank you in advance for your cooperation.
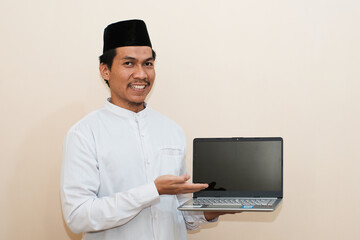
[132,65,147,80]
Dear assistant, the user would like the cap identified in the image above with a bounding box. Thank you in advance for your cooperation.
[103,19,152,53]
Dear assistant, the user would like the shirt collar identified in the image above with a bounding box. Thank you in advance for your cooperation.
[104,98,149,119]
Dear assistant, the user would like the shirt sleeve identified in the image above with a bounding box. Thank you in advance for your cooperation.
[176,194,218,230]
[175,139,218,230]
[60,129,160,234]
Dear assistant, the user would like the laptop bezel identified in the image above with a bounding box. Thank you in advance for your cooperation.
[192,137,283,199]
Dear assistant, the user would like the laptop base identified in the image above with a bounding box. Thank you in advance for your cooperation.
[178,198,282,212]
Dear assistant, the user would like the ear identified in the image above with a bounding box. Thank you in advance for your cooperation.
[99,63,110,81]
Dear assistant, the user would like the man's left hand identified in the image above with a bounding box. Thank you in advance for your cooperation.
[204,211,239,221]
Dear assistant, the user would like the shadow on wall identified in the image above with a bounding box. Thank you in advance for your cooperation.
[63,217,82,240]
[4,103,87,240]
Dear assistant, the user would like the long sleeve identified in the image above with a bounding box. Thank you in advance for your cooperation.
[176,193,211,230]
[60,102,210,240]
[60,129,160,234]
[175,143,216,230]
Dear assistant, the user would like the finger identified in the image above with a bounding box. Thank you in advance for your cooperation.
[170,174,190,184]
[195,183,208,188]
[181,174,191,182]
[180,183,208,193]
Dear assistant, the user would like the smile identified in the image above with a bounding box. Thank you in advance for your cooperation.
[129,82,150,90]
[130,85,146,89]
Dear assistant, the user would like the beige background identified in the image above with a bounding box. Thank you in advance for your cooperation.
[1,0,359,239]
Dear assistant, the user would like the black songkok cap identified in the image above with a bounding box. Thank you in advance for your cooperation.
[103,19,152,53]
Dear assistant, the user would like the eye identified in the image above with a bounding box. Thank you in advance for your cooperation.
[124,61,133,66]
[145,62,153,67]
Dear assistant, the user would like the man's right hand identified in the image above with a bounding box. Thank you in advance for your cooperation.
[154,174,208,195]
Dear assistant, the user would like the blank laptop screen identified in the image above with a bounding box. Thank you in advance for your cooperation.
[193,138,283,197]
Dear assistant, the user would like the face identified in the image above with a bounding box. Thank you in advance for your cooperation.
[100,46,155,112]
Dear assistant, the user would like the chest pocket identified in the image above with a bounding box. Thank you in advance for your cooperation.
[157,147,184,176]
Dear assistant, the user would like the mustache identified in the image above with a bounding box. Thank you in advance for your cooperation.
[128,81,150,86]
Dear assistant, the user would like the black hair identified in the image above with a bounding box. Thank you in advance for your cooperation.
[99,48,157,87]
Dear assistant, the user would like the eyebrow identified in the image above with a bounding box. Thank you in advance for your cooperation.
[145,57,154,62]
[122,56,136,60]
[122,56,154,62]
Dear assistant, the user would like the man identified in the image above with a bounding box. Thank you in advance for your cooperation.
[61,19,225,240]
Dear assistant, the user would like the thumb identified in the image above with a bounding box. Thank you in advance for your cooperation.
[182,174,191,182]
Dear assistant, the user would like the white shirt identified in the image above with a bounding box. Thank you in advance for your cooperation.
[61,99,209,240]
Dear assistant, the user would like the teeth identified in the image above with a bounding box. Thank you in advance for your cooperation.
[131,85,146,89]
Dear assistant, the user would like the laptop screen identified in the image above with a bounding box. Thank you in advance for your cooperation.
[193,137,283,198]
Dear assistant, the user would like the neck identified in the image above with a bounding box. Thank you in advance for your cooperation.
[128,102,145,113]
[109,98,145,113]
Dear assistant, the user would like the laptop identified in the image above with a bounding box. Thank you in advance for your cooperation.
[178,137,283,212]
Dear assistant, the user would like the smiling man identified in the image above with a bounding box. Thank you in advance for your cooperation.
[100,45,155,112]
[60,20,222,240]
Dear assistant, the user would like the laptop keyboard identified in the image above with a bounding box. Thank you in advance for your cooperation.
[193,198,276,207]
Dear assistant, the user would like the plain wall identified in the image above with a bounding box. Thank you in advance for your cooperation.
[1,0,359,239]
